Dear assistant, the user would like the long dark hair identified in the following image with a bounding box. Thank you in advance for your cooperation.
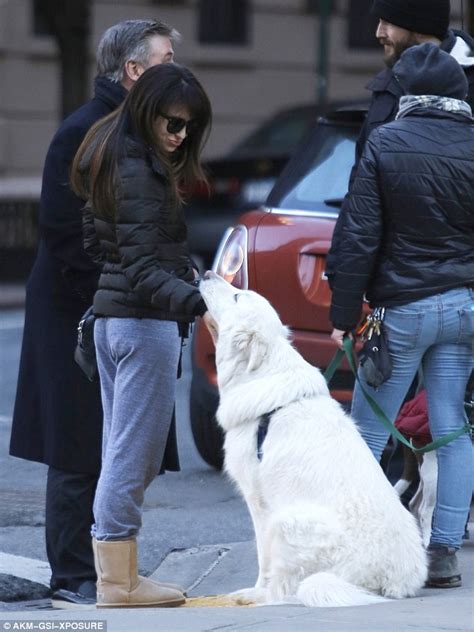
[71,63,212,219]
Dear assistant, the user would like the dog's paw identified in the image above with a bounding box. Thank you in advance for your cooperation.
[228,587,264,605]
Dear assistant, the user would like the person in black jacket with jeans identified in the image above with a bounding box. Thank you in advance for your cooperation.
[9,19,178,605]
[329,44,474,588]
[71,63,215,608]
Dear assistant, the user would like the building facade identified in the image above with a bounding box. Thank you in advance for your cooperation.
[0,0,468,179]
[0,0,468,282]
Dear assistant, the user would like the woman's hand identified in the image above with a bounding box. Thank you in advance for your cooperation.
[331,328,352,350]
[202,311,218,345]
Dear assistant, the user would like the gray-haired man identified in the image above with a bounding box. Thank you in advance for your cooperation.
[9,19,179,606]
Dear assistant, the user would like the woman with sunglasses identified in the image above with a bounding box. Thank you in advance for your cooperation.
[71,63,214,608]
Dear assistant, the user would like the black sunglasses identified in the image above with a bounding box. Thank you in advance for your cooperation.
[160,113,199,135]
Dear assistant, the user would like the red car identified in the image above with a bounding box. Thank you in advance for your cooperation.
[191,106,366,468]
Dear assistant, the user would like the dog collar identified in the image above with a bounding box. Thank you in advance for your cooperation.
[257,408,281,461]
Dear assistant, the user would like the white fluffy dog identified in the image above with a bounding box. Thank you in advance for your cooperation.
[200,273,427,607]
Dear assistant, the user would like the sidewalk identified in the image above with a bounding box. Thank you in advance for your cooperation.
[1,534,473,631]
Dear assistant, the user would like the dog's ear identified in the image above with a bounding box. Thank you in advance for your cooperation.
[232,328,268,372]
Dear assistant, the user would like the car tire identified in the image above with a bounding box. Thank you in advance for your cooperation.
[190,373,224,470]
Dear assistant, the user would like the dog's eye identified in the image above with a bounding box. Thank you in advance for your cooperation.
[233,294,240,303]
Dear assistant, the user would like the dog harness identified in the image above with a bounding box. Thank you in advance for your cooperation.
[257,408,281,461]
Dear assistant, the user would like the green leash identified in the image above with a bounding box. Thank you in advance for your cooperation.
[324,337,472,454]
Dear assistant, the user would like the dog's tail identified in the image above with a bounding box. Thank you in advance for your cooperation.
[296,572,389,608]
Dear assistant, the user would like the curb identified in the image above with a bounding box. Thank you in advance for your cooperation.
[0,575,50,604]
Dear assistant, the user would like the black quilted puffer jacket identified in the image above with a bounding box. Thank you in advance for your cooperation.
[83,136,206,322]
[329,108,474,332]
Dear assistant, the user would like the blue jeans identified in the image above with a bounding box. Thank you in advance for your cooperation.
[352,287,474,549]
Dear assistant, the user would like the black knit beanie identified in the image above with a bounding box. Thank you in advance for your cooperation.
[371,0,450,39]
[393,42,468,99]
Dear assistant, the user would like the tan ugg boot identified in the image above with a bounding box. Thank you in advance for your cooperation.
[92,538,185,608]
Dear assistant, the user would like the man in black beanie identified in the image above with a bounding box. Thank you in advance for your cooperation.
[372,0,450,66]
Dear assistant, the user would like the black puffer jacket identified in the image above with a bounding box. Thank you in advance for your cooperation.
[84,136,206,322]
[329,108,474,332]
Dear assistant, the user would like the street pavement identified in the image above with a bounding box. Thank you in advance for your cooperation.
[1,287,473,631]
[0,536,473,631]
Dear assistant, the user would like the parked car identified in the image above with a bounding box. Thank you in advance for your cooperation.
[185,103,329,268]
[190,106,366,469]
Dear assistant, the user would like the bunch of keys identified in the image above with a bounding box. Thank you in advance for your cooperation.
[356,307,385,341]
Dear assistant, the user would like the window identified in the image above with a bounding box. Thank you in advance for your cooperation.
[267,118,363,214]
[32,0,53,36]
[198,0,249,45]
[271,126,358,213]
[306,0,336,15]
[347,0,379,49]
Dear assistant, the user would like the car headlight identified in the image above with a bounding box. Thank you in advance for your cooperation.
[212,225,248,289]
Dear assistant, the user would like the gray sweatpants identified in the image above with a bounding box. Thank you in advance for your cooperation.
[92,317,181,541]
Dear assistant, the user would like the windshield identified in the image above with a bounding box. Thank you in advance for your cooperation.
[267,123,359,214]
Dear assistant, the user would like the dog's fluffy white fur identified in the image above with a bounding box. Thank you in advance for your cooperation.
[200,274,428,607]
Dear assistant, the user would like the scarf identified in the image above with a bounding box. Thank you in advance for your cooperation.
[396,95,472,120]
